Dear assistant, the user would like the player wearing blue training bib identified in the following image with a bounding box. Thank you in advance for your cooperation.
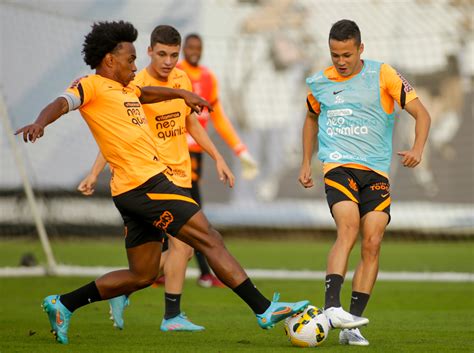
[299,19,431,346]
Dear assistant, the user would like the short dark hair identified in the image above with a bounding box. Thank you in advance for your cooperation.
[150,25,181,47]
[329,19,361,46]
[82,21,138,69]
[184,33,202,44]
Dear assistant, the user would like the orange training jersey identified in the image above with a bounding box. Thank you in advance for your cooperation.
[177,60,244,154]
[134,67,193,188]
[64,74,166,196]
[306,62,418,177]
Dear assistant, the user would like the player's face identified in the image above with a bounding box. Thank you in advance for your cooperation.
[329,39,364,77]
[183,37,202,66]
[111,42,137,86]
[148,43,180,81]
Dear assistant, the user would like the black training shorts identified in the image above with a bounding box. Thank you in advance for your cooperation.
[113,173,200,248]
[324,166,391,220]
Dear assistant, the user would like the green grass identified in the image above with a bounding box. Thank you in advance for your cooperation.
[1,237,473,272]
[0,278,472,352]
[0,238,473,352]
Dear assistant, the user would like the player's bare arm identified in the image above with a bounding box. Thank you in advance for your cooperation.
[298,110,319,188]
[186,113,235,187]
[15,97,69,143]
[397,98,431,168]
[140,86,212,114]
[77,151,108,196]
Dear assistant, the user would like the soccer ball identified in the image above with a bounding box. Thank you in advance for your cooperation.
[284,305,330,347]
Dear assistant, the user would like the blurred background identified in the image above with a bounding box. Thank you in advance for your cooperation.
[1,0,473,239]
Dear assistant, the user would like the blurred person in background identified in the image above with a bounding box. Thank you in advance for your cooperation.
[299,19,431,346]
[176,33,259,288]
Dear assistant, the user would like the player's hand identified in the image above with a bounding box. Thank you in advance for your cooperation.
[181,90,213,114]
[77,174,98,196]
[298,164,314,188]
[397,149,422,168]
[238,150,259,180]
[14,123,44,143]
[215,157,235,188]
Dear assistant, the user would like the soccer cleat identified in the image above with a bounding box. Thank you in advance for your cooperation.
[197,273,226,288]
[324,306,369,329]
[42,295,72,344]
[109,295,129,330]
[339,328,370,346]
[256,292,310,330]
[160,312,205,332]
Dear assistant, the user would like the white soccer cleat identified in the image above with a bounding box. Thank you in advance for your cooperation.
[339,328,370,346]
[324,306,369,329]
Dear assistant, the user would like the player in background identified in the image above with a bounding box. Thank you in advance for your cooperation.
[77,25,224,332]
[175,33,259,288]
[15,20,309,344]
[298,19,431,346]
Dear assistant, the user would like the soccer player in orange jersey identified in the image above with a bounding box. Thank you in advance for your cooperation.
[15,21,309,344]
[299,19,431,346]
[177,33,258,287]
[77,25,226,331]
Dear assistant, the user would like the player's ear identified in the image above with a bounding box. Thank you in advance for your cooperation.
[359,42,364,55]
[147,46,153,57]
[103,53,114,68]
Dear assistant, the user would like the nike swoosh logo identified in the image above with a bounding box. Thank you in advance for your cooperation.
[326,279,331,283]
[166,298,177,302]
[56,310,64,326]
[381,193,389,198]
[272,307,292,316]
[352,296,358,300]
[333,89,344,95]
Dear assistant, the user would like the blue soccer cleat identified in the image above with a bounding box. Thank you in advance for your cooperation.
[42,295,72,344]
[109,295,129,330]
[160,312,205,332]
[256,292,310,330]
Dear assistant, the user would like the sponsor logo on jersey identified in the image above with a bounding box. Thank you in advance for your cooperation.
[124,102,141,108]
[329,151,342,160]
[326,125,369,137]
[154,112,186,141]
[397,72,414,92]
[69,76,87,88]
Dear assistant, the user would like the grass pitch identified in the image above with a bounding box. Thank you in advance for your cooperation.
[0,278,472,352]
[0,238,472,352]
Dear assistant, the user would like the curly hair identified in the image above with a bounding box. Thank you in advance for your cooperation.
[82,21,138,69]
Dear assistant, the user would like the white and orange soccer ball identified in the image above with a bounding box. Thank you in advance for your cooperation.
[284,305,330,347]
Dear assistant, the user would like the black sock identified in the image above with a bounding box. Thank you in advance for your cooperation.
[59,281,102,313]
[195,251,211,276]
[164,293,181,319]
[324,274,344,309]
[350,291,370,317]
[232,278,271,314]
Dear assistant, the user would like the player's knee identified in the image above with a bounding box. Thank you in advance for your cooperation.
[133,270,160,289]
[338,222,360,235]
[335,224,359,249]
[361,236,382,260]
[206,227,225,249]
